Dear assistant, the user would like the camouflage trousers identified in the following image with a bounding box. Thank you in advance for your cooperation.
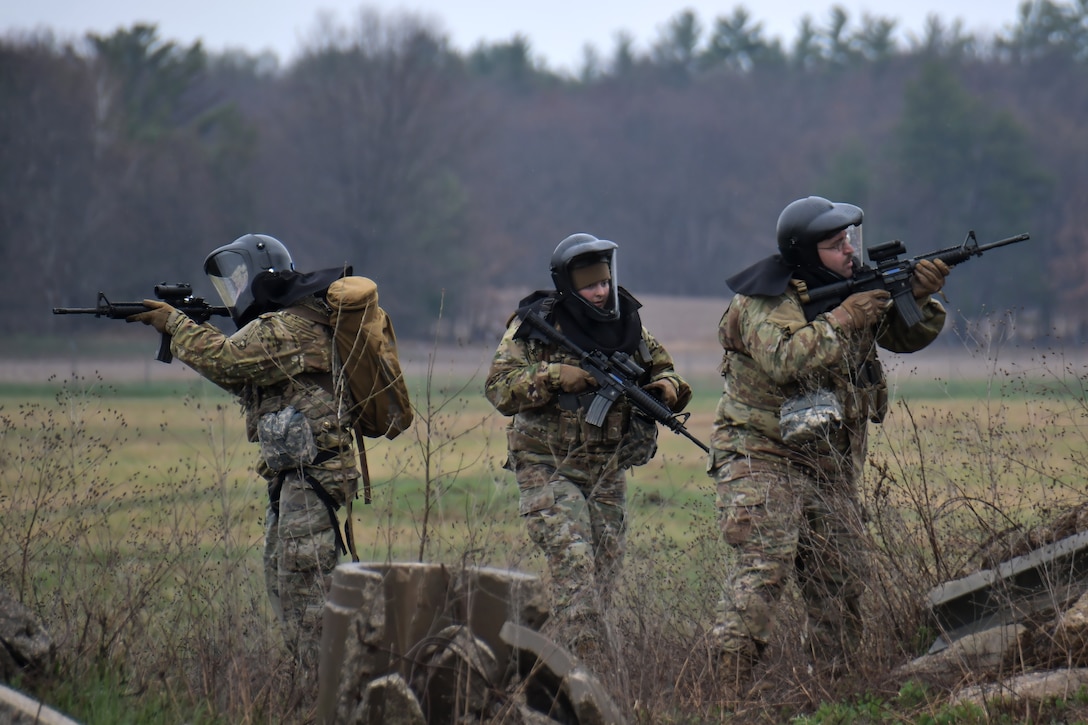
[515,461,627,631]
[264,469,342,664]
[712,460,869,670]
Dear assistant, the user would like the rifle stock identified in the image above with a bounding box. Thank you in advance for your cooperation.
[521,309,709,453]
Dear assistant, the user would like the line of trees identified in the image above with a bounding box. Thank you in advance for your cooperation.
[3,2,1086,342]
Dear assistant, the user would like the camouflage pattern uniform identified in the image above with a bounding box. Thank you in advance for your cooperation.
[708,282,944,669]
[485,316,691,641]
[164,297,359,663]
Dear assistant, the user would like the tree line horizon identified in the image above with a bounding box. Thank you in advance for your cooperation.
[3,1,1085,343]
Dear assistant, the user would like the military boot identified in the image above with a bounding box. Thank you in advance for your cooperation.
[707,626,765,697]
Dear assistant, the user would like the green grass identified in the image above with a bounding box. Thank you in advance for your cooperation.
[4,368,1085,570]
[42,667,229,725]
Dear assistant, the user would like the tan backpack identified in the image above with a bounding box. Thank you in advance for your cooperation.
[325,276,413,440]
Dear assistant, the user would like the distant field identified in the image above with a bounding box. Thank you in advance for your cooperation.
[14,292,1088,387]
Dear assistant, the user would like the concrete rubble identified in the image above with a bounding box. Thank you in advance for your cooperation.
[317,561,627,724]
[893,512,1088,710]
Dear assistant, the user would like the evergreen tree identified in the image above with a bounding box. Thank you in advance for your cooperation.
[890,60,1051,315]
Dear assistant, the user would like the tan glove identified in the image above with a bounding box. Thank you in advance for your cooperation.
[643,379,679,410]
[830,289,892,332]
[911,258,951,299]
[126,299,176,333]
[555,363,597,393]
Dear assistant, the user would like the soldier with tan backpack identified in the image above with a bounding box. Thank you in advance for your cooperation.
[127,233,412,665]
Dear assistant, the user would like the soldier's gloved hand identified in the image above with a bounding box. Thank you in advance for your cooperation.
[830,289,892,332]
[554,363,598,393]
[643,379,679,410]
[126,299,175,333]
[911,258,951,299]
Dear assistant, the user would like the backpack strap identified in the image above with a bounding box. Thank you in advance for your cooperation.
[342,424,372,564]
[282,303,330,326]
[283,303,340,410]
[286,303,372,514]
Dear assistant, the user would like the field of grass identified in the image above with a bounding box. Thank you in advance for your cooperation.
[3,344,1088,723]
[0,371,719,572]
[5,360,1079,565]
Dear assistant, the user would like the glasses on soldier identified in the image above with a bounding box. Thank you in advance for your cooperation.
[818,233,851,254]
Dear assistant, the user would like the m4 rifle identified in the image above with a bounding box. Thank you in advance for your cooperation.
[53,283,229,363]
[800,231,1031,327]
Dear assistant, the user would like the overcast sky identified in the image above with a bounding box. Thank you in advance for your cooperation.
[6,0,1028,72]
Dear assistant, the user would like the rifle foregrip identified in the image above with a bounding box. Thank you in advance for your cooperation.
[624,383,675,421]
[628,383,711,452]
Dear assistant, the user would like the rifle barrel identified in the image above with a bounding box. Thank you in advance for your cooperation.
[977,232,1030,251]
[929,232,1031,267]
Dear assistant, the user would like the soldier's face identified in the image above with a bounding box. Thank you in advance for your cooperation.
[817,229,855,278]
[577,279,611,308]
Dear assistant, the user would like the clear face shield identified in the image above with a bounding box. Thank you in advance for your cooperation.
[204,250,252,316]
[604,254,619,314]
[847,224,864,265]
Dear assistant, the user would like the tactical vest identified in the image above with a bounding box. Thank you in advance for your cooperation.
[713,290,888,476]
[240,306,358,485]
[507,338,659,470]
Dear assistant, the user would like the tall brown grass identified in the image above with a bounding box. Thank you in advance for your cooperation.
[3,346,1088,723]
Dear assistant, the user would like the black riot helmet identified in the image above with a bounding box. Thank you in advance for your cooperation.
[204,233,294,325]
[776,196,863,268]
[550,233,620,321]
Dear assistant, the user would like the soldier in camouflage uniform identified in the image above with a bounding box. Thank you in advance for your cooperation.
[485,233,692,656]
[708,197,951,679]
[128,234,359,665]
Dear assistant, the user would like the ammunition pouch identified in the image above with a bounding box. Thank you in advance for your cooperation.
[779,389,844,447]
[258,406,318,472]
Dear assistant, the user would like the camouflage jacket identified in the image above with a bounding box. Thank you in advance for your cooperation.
[709,284,945,479]
[164,298,359,491]
[485,315,692,473]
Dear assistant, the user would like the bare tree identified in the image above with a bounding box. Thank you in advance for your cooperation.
[256,10,481,336]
